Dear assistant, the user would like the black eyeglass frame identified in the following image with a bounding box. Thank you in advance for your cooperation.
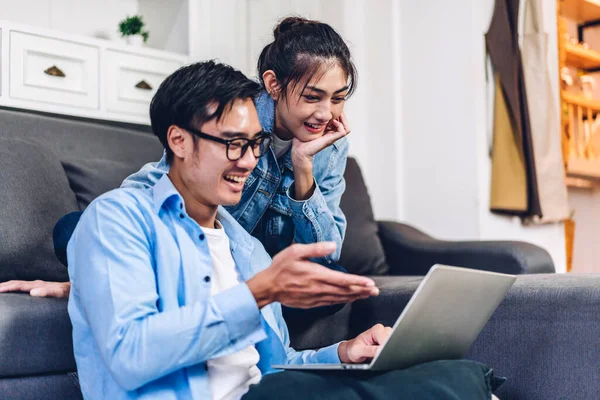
[184,126,272,161]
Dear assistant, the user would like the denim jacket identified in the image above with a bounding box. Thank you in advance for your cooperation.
[122,91,348,263]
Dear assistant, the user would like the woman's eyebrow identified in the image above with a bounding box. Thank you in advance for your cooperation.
[304,85,349,94]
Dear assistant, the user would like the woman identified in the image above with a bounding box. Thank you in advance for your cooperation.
[0,17,356,310]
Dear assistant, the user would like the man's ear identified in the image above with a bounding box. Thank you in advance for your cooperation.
[262,70,281,101]
[166,125,189,160]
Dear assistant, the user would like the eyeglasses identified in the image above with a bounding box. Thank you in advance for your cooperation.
[185,126,272,161]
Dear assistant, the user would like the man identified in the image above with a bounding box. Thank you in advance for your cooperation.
[66,61,496,399]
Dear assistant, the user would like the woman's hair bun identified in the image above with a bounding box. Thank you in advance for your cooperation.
[274,16,316,40]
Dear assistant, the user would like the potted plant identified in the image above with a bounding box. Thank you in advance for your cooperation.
[118,15,149,46]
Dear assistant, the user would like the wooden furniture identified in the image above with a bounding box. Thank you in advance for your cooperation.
[558,0,600,184]
[0,20,188,125]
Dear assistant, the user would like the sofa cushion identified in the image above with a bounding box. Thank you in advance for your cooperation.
[62,158,143,210]
[338,158,389,275]
[0,373,82,400]
[0,138,78,282]
[0,293,75,377]
[0,108,161,167]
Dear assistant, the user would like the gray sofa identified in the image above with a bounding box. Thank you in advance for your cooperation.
[0,107,598,400]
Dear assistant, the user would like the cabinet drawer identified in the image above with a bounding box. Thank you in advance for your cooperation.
[104,50,183,116]
[9,31,99,109]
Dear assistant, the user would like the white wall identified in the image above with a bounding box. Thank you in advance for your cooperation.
[139,0,188,55]
[399,0,566,271]
[399,0,481,240]
[188,0,250,75]
[0,0,138,40]
[568,188,600,273]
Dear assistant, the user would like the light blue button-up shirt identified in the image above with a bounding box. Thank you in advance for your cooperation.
[67,174,340,400]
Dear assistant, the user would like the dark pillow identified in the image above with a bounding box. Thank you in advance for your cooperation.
[338,158,389,275]
[0,138,79,282]
[61,158,142,210]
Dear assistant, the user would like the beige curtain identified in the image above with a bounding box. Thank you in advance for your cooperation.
[520,0,569,223]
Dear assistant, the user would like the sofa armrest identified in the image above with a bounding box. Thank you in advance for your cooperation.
[377,221,555,275]
[0,293,76,377]
[348,274,600,400]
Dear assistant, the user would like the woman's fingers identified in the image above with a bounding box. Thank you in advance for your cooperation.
[338,113,351,135]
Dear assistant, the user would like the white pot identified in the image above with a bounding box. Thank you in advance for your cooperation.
[125,35,144,46]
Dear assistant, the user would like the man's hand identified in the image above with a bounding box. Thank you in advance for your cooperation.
[247,241,378,309]
[338,324,393,364]
[0,280,71,298]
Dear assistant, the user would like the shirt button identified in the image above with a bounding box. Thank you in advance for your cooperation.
[199,234,205,241]
[204,276,211,283]
[179,213,184,219]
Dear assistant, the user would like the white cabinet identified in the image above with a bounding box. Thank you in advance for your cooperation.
[0,21,188,125]
[10,31,99,109]
[104,50,183,116]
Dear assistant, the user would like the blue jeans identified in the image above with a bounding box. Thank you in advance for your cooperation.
[53,212,346,319]
[242,360,504,400]
[52,211,83,267]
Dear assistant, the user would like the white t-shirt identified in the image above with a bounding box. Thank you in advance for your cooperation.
[204,220,261,400]
[272,134,292,159]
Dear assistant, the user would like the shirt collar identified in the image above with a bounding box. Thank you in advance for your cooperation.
[152,173,181,214]
[256,90,294,171]
[152,173,256,255]
[216,207,255,254]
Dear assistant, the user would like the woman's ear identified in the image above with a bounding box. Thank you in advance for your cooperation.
[167,125,189,160]
[262,70,281,100]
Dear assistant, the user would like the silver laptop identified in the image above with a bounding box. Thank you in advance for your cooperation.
[273,264,516,371]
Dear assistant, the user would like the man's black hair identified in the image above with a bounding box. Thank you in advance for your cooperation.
[150,60,262,163]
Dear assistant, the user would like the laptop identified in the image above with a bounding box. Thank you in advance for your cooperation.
[272,264,516,371]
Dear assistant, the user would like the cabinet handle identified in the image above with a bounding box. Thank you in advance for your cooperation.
[44,65,65,77]
[135,80,152,90]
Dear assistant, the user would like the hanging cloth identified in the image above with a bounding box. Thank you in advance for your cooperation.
[486,0,542,217]
[490,74,529,212]
[520,0,569,223]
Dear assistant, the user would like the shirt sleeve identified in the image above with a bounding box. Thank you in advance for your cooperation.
[274,300,342,365]
[248,240,342,366]
[285,137,349,263]
[120,150,170,190]
[67,194,266,391]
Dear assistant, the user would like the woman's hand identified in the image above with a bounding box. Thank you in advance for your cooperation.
[0,280,71,298]
[290,113,351,171]
[290,113,350,200]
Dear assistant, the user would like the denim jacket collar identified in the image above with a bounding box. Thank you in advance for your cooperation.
[256,90,294,171]
[256,90,275,134]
